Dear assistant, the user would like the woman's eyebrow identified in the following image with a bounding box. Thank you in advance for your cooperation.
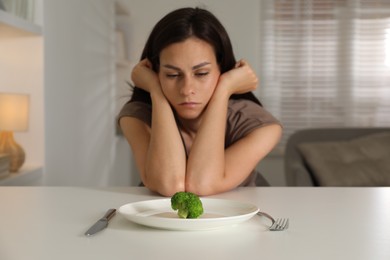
[162,62,211,71]
[192,62,211,70]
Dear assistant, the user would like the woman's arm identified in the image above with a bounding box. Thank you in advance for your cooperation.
[120,60,186,196]
[185,60,282,195]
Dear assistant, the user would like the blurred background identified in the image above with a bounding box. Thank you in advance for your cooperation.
[1,0,389,186]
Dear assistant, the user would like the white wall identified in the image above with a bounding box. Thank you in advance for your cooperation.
[44,0,138,185]
[43,0,285,186]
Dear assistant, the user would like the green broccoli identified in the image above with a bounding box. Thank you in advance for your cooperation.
[171,191,204,219]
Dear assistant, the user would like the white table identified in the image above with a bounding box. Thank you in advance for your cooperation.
[1,187,389,260]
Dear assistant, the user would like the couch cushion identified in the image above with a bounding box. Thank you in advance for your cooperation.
[298,132,390,186]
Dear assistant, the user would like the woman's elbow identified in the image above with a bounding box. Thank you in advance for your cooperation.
[185,176,220,196]
[146,178,185,197]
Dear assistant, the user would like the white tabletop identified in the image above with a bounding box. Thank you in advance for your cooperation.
[0,187,389,260]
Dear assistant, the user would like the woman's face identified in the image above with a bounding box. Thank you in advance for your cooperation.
[158,37,221,120]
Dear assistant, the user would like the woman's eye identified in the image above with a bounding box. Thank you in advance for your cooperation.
[195,72,209,77]
[166,74,180,78]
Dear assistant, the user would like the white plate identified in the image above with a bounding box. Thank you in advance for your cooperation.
[119,198,259,231]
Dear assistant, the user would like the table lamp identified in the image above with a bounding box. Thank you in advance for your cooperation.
[0,93,29,172]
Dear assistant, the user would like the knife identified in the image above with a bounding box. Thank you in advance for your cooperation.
[85,208,116,236]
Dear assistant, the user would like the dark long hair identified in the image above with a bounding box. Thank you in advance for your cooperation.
[129,7,261,106]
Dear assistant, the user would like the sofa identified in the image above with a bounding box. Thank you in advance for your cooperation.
[284,128,390,186]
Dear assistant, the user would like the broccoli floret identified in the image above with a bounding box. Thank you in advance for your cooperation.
[171,191,204,219]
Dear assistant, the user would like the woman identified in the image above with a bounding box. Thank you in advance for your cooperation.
[118,7,282,196]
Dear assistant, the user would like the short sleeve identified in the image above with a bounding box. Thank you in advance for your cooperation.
[116,101,152,127]
[225,99,281,147]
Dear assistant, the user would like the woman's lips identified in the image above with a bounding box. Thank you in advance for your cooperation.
[179,102,199,108]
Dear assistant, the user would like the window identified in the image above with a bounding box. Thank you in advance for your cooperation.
[259,0,390,153]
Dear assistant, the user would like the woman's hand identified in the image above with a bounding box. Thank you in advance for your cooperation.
[131,59,161,94]
[217,59,258,96]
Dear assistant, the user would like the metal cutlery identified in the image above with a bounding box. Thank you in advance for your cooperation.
[85,208,116,236]
[270,217,289,231]
[257,211,289,231]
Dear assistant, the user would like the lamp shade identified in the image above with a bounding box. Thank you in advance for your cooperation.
[0,93,29,132]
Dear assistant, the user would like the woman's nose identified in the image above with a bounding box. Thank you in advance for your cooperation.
[180,76,194,96]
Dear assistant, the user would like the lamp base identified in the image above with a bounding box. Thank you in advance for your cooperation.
[0,131,25,172]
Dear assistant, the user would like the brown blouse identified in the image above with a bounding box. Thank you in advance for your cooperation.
[117,99,281,186]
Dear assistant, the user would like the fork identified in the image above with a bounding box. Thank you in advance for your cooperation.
[257,211,289,231]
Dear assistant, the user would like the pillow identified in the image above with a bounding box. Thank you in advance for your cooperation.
[298,132,390,186]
